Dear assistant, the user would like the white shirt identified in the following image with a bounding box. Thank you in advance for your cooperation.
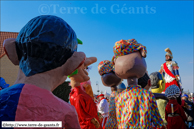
[98,98,109,117]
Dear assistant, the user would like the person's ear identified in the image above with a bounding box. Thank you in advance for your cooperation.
[62,52,86,76]
[3,38,19,65]
[148,79,151,87]
[140,49,146,58]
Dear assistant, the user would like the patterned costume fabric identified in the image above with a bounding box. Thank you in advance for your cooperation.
[98,60,114,76]
[105,91,118,129]
[115,85,163,128]
[0,84,80,128]
[112,39,147,62]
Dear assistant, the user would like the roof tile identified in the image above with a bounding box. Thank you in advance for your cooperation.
[0,32,18,58]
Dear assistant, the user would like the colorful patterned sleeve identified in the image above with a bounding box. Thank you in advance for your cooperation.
[172,61,179,75]
[172,61,182,85]
[150,93,164,127]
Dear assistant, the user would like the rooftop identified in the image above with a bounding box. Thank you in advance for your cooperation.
[0,31,19,58]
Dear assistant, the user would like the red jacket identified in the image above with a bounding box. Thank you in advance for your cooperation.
[70,86,101,129]
[165,99,187,129]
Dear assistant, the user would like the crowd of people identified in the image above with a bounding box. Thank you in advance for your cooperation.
[90,71,194,129]
[0,15,193,129]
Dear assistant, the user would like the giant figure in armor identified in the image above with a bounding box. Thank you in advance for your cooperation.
[159,48,182,92]
[159,48,182,104]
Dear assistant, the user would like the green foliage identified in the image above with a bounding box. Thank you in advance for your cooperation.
[52,81,71,102]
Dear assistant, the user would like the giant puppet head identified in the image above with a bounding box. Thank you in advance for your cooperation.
[113,39,147,81]
[165,48,173,61]
[98,60,121,87]
[3,15,86,89]
[149,72,165,94]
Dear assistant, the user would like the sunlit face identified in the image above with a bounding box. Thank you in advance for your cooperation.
[98,96,104,100]
[165,55,171,61]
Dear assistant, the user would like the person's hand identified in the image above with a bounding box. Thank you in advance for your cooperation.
[70,57,97,87]
[91,118,100,128]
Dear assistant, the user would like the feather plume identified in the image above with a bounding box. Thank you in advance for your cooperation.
[165,48,172,55]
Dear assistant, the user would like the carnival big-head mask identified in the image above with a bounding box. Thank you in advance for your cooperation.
[98,60,121,87]
[113,39,147,79]
[3,15,85,77]
[150,72,165,93]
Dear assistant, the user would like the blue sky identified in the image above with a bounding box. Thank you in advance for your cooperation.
[1,1,193,94]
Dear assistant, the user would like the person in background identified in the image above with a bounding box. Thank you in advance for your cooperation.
[149,72,167,129]
[165,85,187,129]
[182,94,194,129]
[138,72,168,100]
[138,73,151,90]
[97,94,109,129]
[159,48,182,104]
[105,86,118,129]
[97,60,121,129]
[117,82,126,93]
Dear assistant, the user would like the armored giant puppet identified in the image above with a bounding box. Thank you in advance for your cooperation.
[159,48,182,93]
